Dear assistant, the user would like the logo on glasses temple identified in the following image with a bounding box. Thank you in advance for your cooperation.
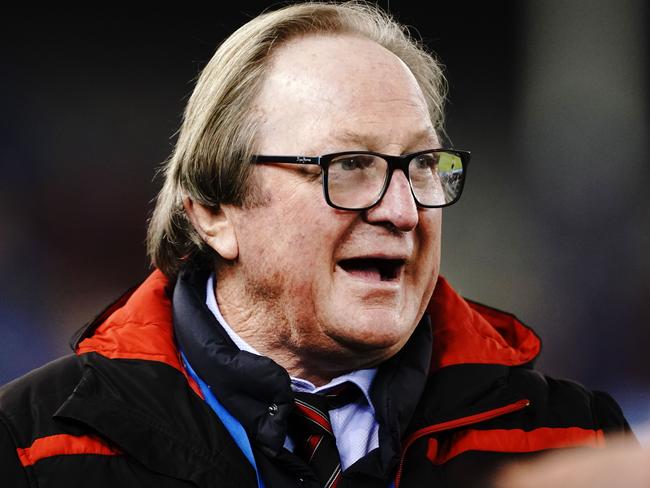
[296,156,312,164]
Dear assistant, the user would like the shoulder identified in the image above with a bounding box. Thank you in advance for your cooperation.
[508,366,633,437]
[427,280,632,437]
[0,354,83,433]
[0,355,84,487]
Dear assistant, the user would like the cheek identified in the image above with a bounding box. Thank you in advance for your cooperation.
[417,210,442,264]
[240,205,342,287]
[413,210,442,312]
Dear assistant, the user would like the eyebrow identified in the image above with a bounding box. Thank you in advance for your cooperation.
[329,127,439,151]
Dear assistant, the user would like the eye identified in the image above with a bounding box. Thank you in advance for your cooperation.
[334,155,376,171]
[412,153,438,170]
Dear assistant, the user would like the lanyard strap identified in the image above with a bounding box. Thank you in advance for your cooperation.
[181,352,266,488]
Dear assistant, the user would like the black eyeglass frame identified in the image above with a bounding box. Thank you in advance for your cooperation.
[252,148,471,211]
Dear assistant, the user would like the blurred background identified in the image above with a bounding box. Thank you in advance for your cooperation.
[1,1,648,439]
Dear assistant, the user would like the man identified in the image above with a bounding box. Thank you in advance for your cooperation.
[0,3,635,487]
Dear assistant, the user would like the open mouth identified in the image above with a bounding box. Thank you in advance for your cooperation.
[337,257,405,282]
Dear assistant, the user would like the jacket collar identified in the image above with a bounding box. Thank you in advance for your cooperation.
[427,276,541,372]
[66,268,541,480]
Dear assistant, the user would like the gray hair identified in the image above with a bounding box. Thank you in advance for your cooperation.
[146,1,447,279]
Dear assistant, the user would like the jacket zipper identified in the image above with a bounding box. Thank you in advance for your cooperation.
[393,398,531,488]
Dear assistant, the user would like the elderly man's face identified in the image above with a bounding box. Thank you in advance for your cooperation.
[216,34,441,377]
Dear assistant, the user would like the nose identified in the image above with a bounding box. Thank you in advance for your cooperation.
[363,169,419,231]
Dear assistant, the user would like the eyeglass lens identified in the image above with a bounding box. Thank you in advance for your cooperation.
[327,151,464,209]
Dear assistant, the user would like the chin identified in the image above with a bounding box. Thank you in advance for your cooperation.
[330,313,416,355]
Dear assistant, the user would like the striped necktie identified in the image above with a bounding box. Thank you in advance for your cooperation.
[288,383,361,488]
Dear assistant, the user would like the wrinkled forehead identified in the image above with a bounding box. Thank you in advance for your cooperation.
[254,33,436,154]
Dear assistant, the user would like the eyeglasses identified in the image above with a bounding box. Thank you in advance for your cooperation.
[252,149,470,211]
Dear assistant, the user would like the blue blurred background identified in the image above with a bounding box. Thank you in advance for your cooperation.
[1,1,648,441]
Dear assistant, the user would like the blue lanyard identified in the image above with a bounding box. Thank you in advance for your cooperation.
[181,352,266,488]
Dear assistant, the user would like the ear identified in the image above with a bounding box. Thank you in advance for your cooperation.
[182,196,239,261]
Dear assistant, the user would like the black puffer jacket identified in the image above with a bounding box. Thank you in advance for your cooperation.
[0,269,633,487]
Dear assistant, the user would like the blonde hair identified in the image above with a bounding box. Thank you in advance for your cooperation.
[146,1,447,279]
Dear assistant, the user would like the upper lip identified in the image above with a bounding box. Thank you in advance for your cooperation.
[336,253,409,264]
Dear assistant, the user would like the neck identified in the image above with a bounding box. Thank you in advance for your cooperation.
[213,269,385,386]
